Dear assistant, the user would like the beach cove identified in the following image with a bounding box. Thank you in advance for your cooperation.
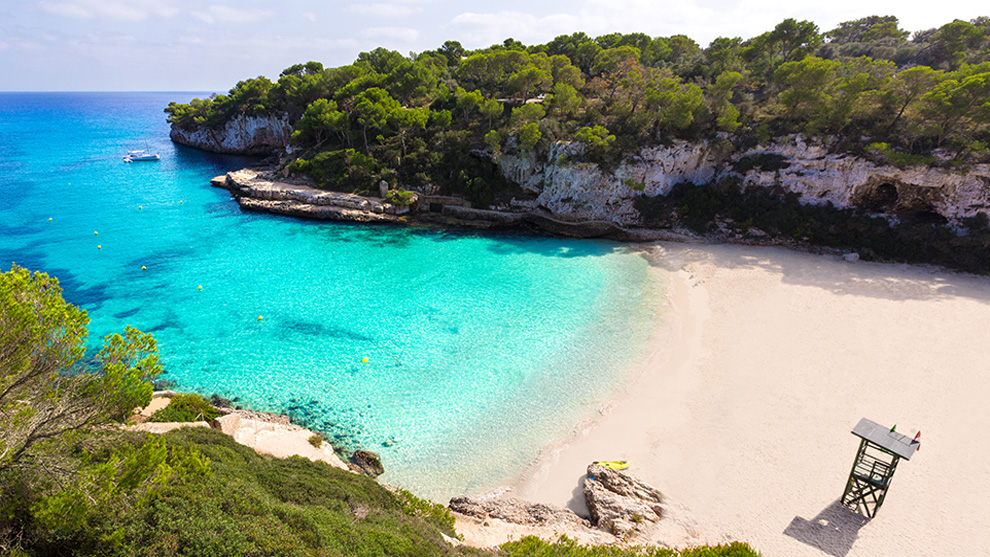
[504,242,990,557]
[0,91,666,502]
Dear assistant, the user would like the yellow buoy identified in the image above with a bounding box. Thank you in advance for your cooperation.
[94,231,98,235]
[97,245,101,249]
[180,200,184,204]
[257,315,263,321]
[361,357,369,363]
[48,217,52,221]
[198,285,202,290]
[141,265,146,270]
[139,205,143,210]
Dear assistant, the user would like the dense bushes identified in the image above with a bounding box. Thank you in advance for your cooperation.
[5,427,475,557]
[500,536,760,557]
[148,393,221,423]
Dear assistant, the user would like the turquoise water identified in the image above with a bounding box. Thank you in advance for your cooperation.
[0,92,664,500]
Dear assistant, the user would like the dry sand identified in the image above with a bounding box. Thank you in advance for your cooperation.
[511,242,990,557]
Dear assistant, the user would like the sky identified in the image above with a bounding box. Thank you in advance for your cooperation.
[0,0,987,91]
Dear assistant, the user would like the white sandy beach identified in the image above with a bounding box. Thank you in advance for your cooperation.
[511,242,990,557]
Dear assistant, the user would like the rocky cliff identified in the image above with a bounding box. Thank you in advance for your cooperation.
[499,136,990,227]
[170,113,293,155]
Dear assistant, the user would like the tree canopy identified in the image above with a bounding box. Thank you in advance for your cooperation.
[165,15,990,207]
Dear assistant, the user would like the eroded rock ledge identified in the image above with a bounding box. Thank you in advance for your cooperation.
[211,169,696,242]
[213,169,401,223]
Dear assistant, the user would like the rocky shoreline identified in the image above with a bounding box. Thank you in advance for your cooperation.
[130,391,378,477]
[448,463,717,549]
[211,168,699,243]
[131,392,711,550]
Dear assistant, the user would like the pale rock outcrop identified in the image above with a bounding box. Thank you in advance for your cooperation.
[170,114,293,155]
[212,413,349,470]
[449,496,590,528]
[500,141,724,225]
[449,465,715,550]
[215,169,402,222]
[584,464,664,539]
[449,495,616,549]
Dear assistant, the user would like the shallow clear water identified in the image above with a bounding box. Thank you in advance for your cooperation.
[0,92,664,499]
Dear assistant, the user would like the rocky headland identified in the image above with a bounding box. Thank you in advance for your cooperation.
[188,118,990,252]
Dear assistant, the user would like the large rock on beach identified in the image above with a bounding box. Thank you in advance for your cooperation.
[584,463,665,538]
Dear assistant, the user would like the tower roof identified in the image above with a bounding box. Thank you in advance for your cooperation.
[852,418,920,460]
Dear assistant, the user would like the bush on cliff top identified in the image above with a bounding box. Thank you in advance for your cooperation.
[148,393,221,423]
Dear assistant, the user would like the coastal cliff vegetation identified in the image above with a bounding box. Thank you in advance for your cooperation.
[165,15,990,273]
[1,267,760,555]
[167,14,990,208]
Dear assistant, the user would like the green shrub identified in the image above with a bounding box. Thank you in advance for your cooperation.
[148,393,220,423]
[385,189,416,206]
[8,427,484,556]
[865,142,936,168]
[500,536,761,556]
[308,432,325,447]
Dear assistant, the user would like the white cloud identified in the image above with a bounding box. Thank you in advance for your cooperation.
[206,5,275,24]
[347,3,423,18]
[449,11,580,48]
[38,0,178,22]
[361,26,419,43]
[303,11,317,22]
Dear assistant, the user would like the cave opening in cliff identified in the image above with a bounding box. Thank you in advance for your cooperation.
[860,182,899,213]
[899,203,948,225]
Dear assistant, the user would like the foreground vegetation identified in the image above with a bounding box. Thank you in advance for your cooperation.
[1,266,761,555]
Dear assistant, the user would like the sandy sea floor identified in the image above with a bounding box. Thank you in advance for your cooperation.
[509,242,990,557]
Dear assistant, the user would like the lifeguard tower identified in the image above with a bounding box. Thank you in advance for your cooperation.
[841,418,920,518]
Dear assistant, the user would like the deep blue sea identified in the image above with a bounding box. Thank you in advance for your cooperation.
[0,92,664,500]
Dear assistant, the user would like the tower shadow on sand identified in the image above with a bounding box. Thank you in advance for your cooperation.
[784,500,870,557]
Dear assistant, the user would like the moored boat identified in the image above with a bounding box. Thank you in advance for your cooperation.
[124,149,160,162]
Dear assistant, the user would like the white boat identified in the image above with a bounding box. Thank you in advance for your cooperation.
[124,142,160,162]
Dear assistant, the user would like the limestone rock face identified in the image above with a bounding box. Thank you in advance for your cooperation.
[497,135,990,227]
[170,114,293,155]
[448,496,590,528]
[737,137,990,222]
[584,464,664,539]
[499,141,723,226]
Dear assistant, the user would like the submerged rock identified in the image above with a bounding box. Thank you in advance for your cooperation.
[584,463,665,538]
